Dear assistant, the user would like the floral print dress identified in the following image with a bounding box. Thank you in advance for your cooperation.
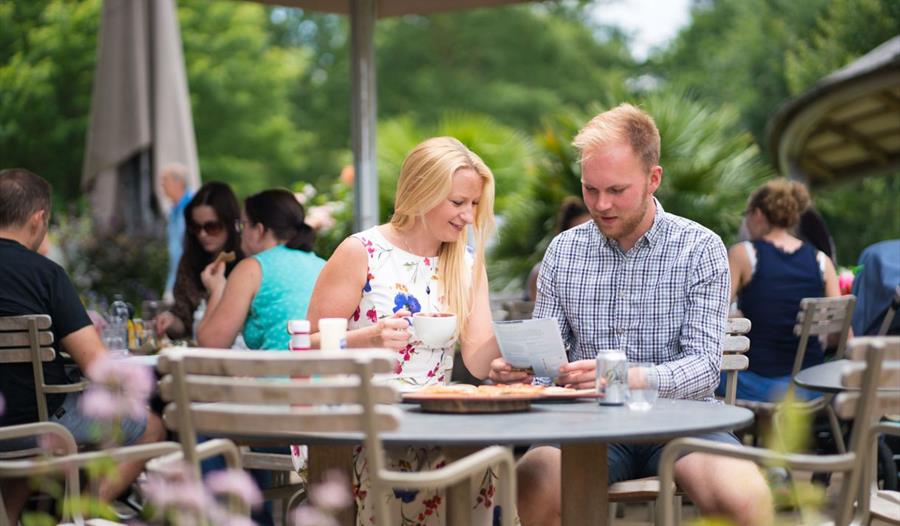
[348,226,501,526]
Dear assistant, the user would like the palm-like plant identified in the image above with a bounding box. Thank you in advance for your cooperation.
[490,92,773,291]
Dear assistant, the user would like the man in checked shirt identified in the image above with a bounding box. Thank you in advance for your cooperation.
[488,104,773,525]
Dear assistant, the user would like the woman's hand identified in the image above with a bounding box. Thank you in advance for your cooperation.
[155,311,183,337]
[557,359,596,390]
[370,309,412,350]
[200,260,227,295]
[488,357,534,385]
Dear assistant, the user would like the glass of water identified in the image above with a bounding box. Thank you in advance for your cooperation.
[627,363,659,411]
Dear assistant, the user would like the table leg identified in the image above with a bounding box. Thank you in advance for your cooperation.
[444,446,479,526]
[561,442,608,526]
[308,444,356,526]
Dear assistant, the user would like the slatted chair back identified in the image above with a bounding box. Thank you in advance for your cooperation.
[157,348,401,478]
[791,295,856,376]
[878,286,900,336]
[721,318,752,405]
[0,315,56,422]
[834,336,900,421]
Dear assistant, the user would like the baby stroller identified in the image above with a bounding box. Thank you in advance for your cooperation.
[845,240,900,490]
[852,239,900,336]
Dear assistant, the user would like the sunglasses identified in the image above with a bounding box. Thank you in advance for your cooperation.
[188,220,225,236]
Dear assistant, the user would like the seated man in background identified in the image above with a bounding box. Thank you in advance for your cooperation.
[490,105,772,526]
[0,168,166,523]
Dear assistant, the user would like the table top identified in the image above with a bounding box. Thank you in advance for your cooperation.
[237,399,753,446]
[795,359,900,394]
[794,360,850,393]
[113,353,160,367]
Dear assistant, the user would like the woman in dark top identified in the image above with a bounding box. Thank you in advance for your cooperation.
[721,178,840,402]
[155,182,244,339]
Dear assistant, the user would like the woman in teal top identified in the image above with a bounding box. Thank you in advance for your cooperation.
[196,188,326,350]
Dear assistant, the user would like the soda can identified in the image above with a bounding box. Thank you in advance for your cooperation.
[596,349,628,405]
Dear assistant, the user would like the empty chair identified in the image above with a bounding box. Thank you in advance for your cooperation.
[658,336,900,526]
[157,348,517,525]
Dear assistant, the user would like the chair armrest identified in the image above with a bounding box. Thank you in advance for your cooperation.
[0,441,181,479]
[0,421,78,455]
[44,380,90,394]
[148,438,243,472]
[378,445,514,489]
[656,437,857,526]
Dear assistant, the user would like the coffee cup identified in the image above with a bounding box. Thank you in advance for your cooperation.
[411,312,457,348]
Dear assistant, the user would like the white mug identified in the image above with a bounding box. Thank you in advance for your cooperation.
[411,312,457,348]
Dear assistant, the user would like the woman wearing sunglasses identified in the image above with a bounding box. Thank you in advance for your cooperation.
[156,181,244,339]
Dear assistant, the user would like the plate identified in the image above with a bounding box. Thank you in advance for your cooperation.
[535,389,602,402]
[402,393,535,413]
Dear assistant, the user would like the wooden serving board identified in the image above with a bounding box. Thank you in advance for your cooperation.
[403,394,534,413]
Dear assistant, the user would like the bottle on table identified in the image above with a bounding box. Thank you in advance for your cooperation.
[107,294,130,354]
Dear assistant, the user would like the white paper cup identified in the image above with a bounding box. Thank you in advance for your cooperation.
[411,312,457,348]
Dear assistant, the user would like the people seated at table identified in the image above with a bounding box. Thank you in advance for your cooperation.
[488,105,773,526]
[0,168,166,524]
[192,188,325,525]
[306,136,504,525]
[196,188,326,350]
[722,178,840,403]
[155,181,244,340]
[526,196,591,301]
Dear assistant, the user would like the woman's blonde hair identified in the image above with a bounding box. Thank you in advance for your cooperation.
[748,178,810,229]
[390,137,495,335]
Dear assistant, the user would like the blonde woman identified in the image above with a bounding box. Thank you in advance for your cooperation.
[306,136,503,525]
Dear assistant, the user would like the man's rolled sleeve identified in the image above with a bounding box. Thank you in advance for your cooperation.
[657,236,730,399]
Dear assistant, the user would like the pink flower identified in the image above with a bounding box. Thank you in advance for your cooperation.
[306,204,336,232]
[79,355,155,422]
[838,270,854,296]
[309,470,352,511]
[79,388,118,420]
[205,469,263,508]
[141,462,209,512]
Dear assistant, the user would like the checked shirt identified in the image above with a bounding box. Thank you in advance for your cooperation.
[534,199,730,402]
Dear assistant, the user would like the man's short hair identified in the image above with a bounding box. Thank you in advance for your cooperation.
[0,168,51,228]
[161,163,188,184]
[573,103,661,171]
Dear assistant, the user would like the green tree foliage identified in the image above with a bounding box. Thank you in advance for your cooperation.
[649,0,830,149]
[267,4,635,184]
[491,93,771,290]
[178,0,315,196]
[0,0,101,202]
[785,0,900,94]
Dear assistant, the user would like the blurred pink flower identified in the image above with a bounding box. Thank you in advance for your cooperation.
[141,462,209,513]
[305,205,336,232]
[205,468,263,508]
[291,505,339,526]
[309,469,352,511]
[79,355,155,421]
[838,270,854,296]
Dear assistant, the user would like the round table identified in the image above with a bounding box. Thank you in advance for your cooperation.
[795,359,900,394]
[281,399,754,526]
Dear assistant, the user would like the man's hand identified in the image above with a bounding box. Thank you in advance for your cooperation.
[557,359,596,390]
[488,357,534,385]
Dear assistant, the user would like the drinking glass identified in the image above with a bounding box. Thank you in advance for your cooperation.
[626,363,659,411]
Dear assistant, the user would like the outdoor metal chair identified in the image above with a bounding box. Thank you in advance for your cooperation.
[0,314,90,423]
[736,295,856,452]
[606,317,752,522]
[657,336,900,526]
[157,348,517,526]
[0,421,181,526]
